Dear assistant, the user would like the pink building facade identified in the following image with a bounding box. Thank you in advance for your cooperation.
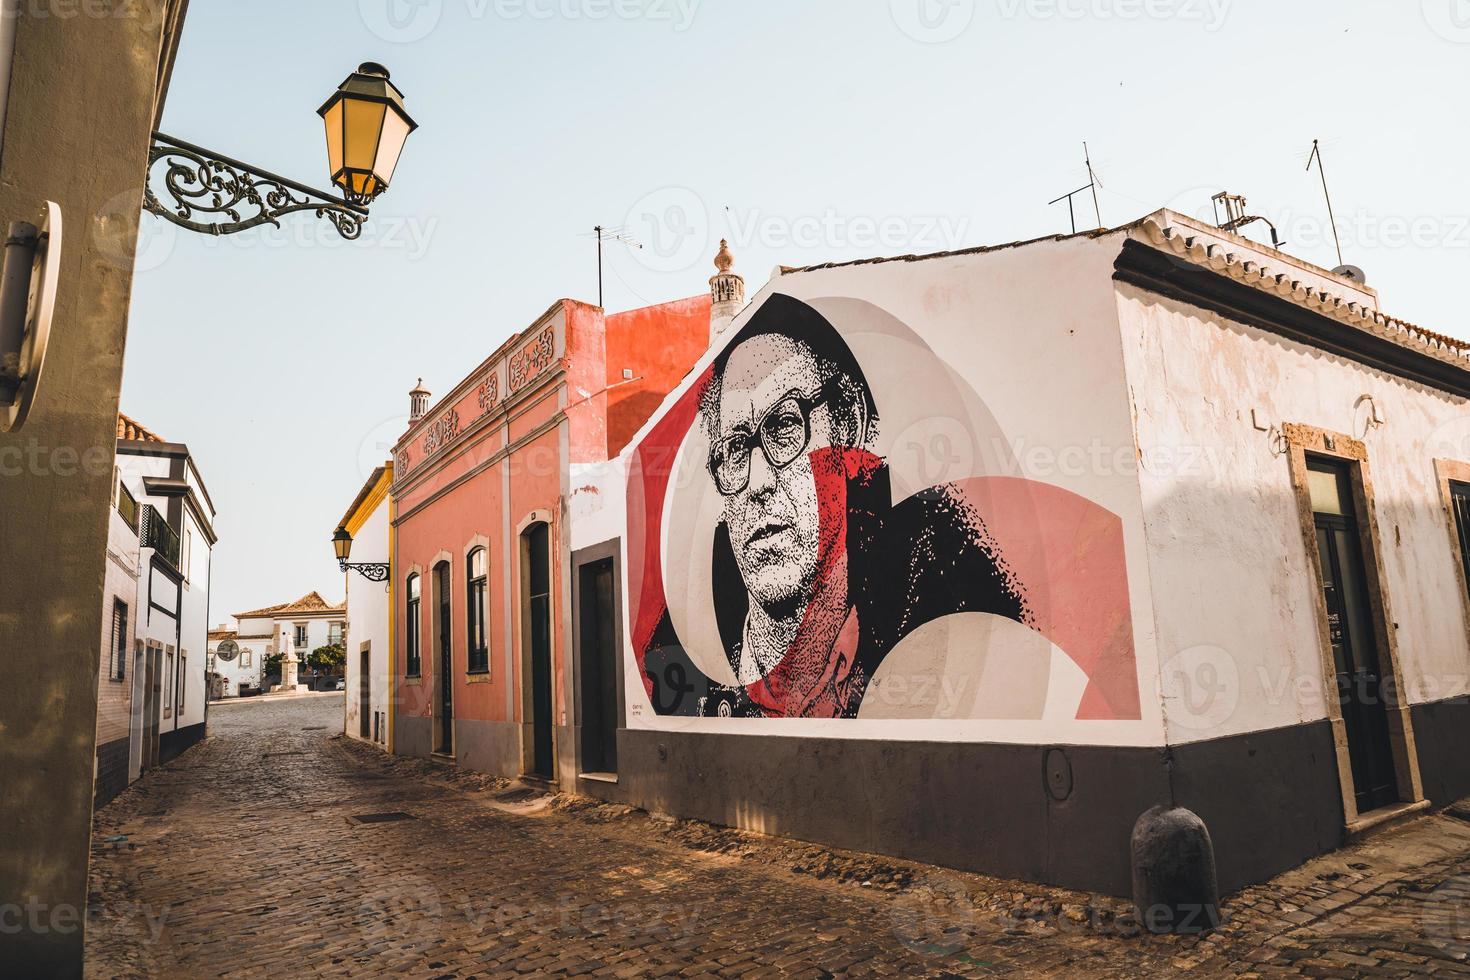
[390,293,712,782]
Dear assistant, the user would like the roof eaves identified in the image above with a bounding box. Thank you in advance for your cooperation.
[1136,217,1470,370]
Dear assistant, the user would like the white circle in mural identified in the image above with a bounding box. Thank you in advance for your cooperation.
[1160,644,1240,733]
[889,0,976,44]
[623,187,710,274]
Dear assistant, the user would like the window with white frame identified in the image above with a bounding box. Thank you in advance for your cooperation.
[294,623,308,649]
[406,573,422,677]
[466,548,489,673]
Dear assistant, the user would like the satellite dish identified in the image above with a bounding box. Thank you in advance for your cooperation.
[216,639,240,662]
[1333,264,1367,285]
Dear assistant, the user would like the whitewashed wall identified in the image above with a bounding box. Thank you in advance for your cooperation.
[1117,277,1470,746]
[344,496,391,745]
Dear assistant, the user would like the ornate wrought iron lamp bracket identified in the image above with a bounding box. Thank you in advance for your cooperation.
[144,131,370,240]
[339,560,391,583]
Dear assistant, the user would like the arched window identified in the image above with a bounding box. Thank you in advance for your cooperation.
[405,573,422,677]
[466,548,489,673]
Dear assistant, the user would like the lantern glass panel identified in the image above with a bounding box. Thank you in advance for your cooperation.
[322,100,344,179]
[374,110,412,188]
[343,98,387,173]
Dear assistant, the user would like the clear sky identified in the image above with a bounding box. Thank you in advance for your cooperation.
[123,0,1470,622]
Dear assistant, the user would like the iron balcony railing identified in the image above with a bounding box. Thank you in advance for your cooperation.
[116,483,139,533]
[141,504,180,569]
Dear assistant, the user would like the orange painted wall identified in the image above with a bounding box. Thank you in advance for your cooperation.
[604,294,711,457]
[388,293,712,768]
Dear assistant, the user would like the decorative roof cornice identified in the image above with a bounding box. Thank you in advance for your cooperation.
[1136,218,1470,371]
[234,590,345,620]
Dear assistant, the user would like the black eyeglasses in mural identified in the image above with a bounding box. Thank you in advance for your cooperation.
[708,382,835,496]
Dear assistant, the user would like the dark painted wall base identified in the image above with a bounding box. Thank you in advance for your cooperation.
[396,714,432,761]
[456,719,521,775]
[1167,721,1343,894]
[572,720,1346,897]
[389,703,1452,896]
[160,722,205,764]
[1411,695,1470,809]
[94,736,131,809]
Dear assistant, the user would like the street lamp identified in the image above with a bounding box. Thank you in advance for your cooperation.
[318,62,418,207]
[333,527,390,583]
[145,63,418,240]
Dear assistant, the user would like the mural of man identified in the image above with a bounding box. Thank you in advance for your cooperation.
[691,295,1029,718]
[628,293,1141,724]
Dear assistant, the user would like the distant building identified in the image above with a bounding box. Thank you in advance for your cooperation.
[96,414,218,807]
[231,592,346,690]
[206,624,264,697]
[337,464,393,747]
[387,264,720,775]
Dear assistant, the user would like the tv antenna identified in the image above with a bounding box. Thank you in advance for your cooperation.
[585,225,643,309]
[1211,192,1286,250]
[1047,142,1104,234]
[1306,139,1347,271]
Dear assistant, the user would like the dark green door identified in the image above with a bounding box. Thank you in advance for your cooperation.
[1308,458,1397,814]
[435,562,454,754]
[527,524,553,779]
[579,558,619,774]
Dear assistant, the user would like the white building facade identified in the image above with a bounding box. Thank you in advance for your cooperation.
[228,592,346,692]
[337,464,393,748]
[207,625,265,697]
[564,209,1470,897]
[96,415,218,807]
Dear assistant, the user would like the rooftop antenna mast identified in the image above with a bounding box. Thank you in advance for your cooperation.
[1306,139,1346,270]
[1047,143,1104,233]
[587,225,643,309]
[1084,141,1103,228]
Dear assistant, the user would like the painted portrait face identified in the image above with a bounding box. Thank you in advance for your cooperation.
[712,334,836,617]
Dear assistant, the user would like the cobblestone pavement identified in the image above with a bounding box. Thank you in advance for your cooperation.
[85,696,1470,978]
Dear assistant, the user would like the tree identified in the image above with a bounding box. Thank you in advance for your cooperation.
[263,651,283,678]
[308,643,346,673]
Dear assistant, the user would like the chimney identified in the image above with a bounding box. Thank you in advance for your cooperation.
[409,378,430,421]
[709,239,745,342]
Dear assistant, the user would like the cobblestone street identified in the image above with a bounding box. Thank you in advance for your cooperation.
[84,696,1470,978]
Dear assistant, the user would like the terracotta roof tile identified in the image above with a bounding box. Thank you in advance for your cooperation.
[117,413,164,443]
[233,591,345,620]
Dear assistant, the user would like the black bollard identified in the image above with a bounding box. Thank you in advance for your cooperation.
[1130,805,1221,934]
